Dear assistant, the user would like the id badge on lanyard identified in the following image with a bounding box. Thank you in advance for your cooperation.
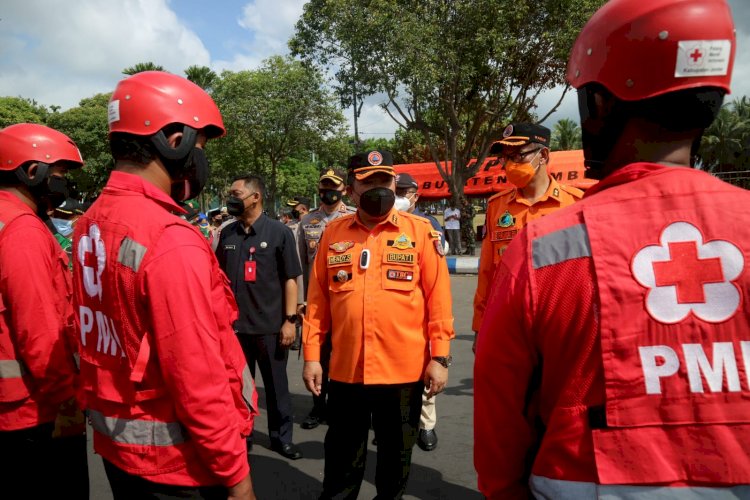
[245,246,257,282]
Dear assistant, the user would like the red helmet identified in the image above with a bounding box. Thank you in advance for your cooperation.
[108,71,225,138]
[0,123,83,172]
[567,0,736,101]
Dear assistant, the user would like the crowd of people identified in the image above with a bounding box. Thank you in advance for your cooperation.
[0,0,747,499]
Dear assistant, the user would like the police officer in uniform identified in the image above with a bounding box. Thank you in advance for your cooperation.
[286,196,311,351]
[297,167,354,429]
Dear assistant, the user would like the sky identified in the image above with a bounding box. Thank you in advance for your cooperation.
[1,0,748,139]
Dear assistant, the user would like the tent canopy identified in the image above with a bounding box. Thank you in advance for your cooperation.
[393,149,597,200]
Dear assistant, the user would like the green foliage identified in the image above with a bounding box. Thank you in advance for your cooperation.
[184,65,218,92]
[210,56,348,214]
[551,118,582,151]
[122,62,166,75]
[0,97,49,128]
[46,93,113,198]
[698,97,750,176]
[291,0,605,202]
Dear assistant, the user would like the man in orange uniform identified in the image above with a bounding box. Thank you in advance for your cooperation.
[472,122,582,347]
[303,150,454,499]
[0,123,88,498]
[72,71,258,499]
[475,0,749,498]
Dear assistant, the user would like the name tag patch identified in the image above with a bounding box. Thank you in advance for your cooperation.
[224,244,236,250]
[491,229,518,242]
[328,253,352,266]
[386,253,415,264]
[387,269,413,281]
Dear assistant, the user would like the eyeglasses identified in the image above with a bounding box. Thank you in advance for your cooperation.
[503,148,543,164]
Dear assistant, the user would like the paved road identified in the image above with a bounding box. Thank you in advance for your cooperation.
[87,274,482,499]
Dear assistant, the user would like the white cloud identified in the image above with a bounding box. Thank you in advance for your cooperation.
[0,0,210,109]
[213,0,306,72]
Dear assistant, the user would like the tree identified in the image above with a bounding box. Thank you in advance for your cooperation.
[697,97,750,176]
[210,56,348,214]
[0,96,49,128]
[122,62,166,75]
[291,0,604,203]
[184,65,218,92]
[551,118,582,151]
[47,93,113,198]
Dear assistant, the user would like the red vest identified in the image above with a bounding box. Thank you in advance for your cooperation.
[72,177,256,483]
[0,198,76,430]
[580,166,750,484]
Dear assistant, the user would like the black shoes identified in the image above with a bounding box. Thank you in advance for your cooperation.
[271,442,303,460]
[301,413,325,429]
[417,429,438,451]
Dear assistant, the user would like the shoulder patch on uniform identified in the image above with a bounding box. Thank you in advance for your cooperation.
[429,230,441,240]
[309,218,321,225]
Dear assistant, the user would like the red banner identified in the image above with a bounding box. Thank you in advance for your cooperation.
[394,149,597,200]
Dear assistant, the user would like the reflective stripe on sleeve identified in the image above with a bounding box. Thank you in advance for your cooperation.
[88,409,186,446]
[532,223,591,269]
[530,474,750,499]
[117,237,147,273]
[0,359,25,378]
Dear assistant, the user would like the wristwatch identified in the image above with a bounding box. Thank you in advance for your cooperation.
[284,314,299,323]
[431,355,452,368]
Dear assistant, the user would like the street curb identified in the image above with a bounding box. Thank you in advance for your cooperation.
[447,256,479,274]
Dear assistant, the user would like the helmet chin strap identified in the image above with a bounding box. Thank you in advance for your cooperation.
[150,126,198,177]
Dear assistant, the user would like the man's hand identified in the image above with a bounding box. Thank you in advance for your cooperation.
[303,361,323,396]
[424,360,448,399]
[279,320,295,347]
[296,303,306,317]
[228,475,255,500]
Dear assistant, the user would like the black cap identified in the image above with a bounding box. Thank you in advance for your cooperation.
[490,122,551,153]
[347,150,395,180]
[395,172,418,190]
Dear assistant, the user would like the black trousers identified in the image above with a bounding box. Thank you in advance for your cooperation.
[237,333,294,445]
[310,335,333,417]
[104,459,227,499]
[0,422,89,499]
[320,380,423,500]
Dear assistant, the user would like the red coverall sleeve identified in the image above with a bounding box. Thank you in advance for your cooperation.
[0,219,75,405]
[142,226,248,487]
[302,226,333,362]
[474,231,538,500]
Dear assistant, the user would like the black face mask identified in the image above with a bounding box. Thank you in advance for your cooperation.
[169,148,210,202]
[46,175,70,209]
[291,209,300,219]
[358,187,395,217]
[226,193,254,217]
[319,189,342,206]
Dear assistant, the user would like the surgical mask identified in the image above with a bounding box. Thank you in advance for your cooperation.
[505,150,541,188]
[170,148,210,202]
[51,217,74,237]
[357,187,395,217]
[394,196,411,212]
[319,189,342,206]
